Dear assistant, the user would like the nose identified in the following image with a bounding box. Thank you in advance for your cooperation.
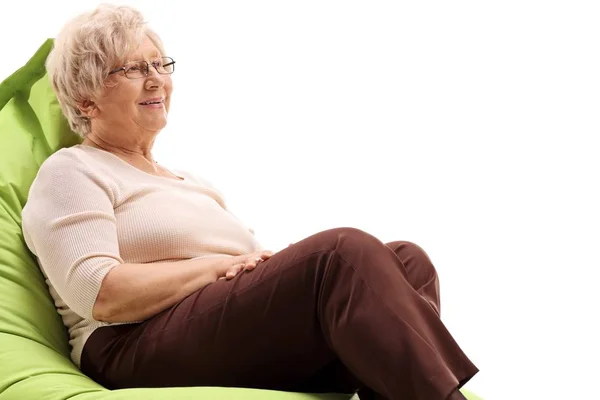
[144,68,165,90]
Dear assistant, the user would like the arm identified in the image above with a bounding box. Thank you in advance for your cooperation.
[93,257,227,323]
[23,156,231,324]
[94,245,271,323]
[23,156,269,324]
[95,247,273,322]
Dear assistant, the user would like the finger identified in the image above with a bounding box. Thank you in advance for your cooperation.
[226,270,238,279]
[226,264,244,279]
[244,260,258,271]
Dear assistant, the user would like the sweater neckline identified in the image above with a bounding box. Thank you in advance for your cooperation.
[74,144,186,183]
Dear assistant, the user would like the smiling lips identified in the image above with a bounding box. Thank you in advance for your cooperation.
[139,97,165,108]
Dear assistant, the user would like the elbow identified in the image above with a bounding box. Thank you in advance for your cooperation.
[91,263,123,323]
[92,279,119,322]
[92,296,114,322]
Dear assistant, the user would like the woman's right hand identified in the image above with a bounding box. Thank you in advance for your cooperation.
[218,250,274,280]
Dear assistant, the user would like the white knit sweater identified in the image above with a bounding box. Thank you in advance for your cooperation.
[21,144,262,366]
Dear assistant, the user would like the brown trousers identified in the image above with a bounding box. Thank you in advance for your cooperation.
[81,228,478,400]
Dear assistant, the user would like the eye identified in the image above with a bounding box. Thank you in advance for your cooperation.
[151,59,163,68]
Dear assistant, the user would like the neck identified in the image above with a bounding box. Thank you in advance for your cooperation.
[82,134,156,165]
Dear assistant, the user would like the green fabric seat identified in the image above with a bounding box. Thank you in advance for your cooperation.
[0,39,482,400]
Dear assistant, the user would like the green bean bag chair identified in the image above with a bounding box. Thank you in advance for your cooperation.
[0,39,482,400]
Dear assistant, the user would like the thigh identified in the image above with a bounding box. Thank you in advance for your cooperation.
[81,228,355,392]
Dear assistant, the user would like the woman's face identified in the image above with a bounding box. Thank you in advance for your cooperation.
[88,36,173,143]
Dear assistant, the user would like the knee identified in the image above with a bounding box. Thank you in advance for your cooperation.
[387,240,432,260]
[386,241,437,275]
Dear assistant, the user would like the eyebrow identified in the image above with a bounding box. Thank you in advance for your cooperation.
[125,54,162,62]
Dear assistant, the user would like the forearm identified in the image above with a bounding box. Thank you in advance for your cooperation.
[92,257,229,323]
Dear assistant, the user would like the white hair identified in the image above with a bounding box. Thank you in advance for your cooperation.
[46,4,166,137]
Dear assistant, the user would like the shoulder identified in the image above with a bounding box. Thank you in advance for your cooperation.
[35,145,124,185]
[37,145,100,179]
[28,146,117,206]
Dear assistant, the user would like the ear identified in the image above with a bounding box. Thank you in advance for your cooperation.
[77,99,99,118]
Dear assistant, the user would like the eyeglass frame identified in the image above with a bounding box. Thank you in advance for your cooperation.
[108,57,176,79]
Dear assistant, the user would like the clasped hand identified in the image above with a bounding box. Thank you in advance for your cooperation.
[218,250,275,280]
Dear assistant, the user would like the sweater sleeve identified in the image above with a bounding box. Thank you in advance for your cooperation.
[22,153,123,320]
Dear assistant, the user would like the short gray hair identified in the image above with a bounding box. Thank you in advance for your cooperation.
[46,4,165,137]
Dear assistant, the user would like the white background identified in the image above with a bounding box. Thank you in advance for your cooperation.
[2,1,599,399]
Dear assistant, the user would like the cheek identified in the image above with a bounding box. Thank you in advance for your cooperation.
[165,81,173,111]
[111,81,143,104]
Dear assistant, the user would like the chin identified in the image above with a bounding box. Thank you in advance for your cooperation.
[148,117,168,130]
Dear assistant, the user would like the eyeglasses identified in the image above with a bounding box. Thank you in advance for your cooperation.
[109,57,175,79]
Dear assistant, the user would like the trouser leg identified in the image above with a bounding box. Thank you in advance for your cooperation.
[81,228,478,400]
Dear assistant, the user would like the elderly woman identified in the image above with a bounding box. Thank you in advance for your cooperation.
[21,4,478,400]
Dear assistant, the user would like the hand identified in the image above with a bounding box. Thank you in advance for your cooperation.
[218,250,274,280]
